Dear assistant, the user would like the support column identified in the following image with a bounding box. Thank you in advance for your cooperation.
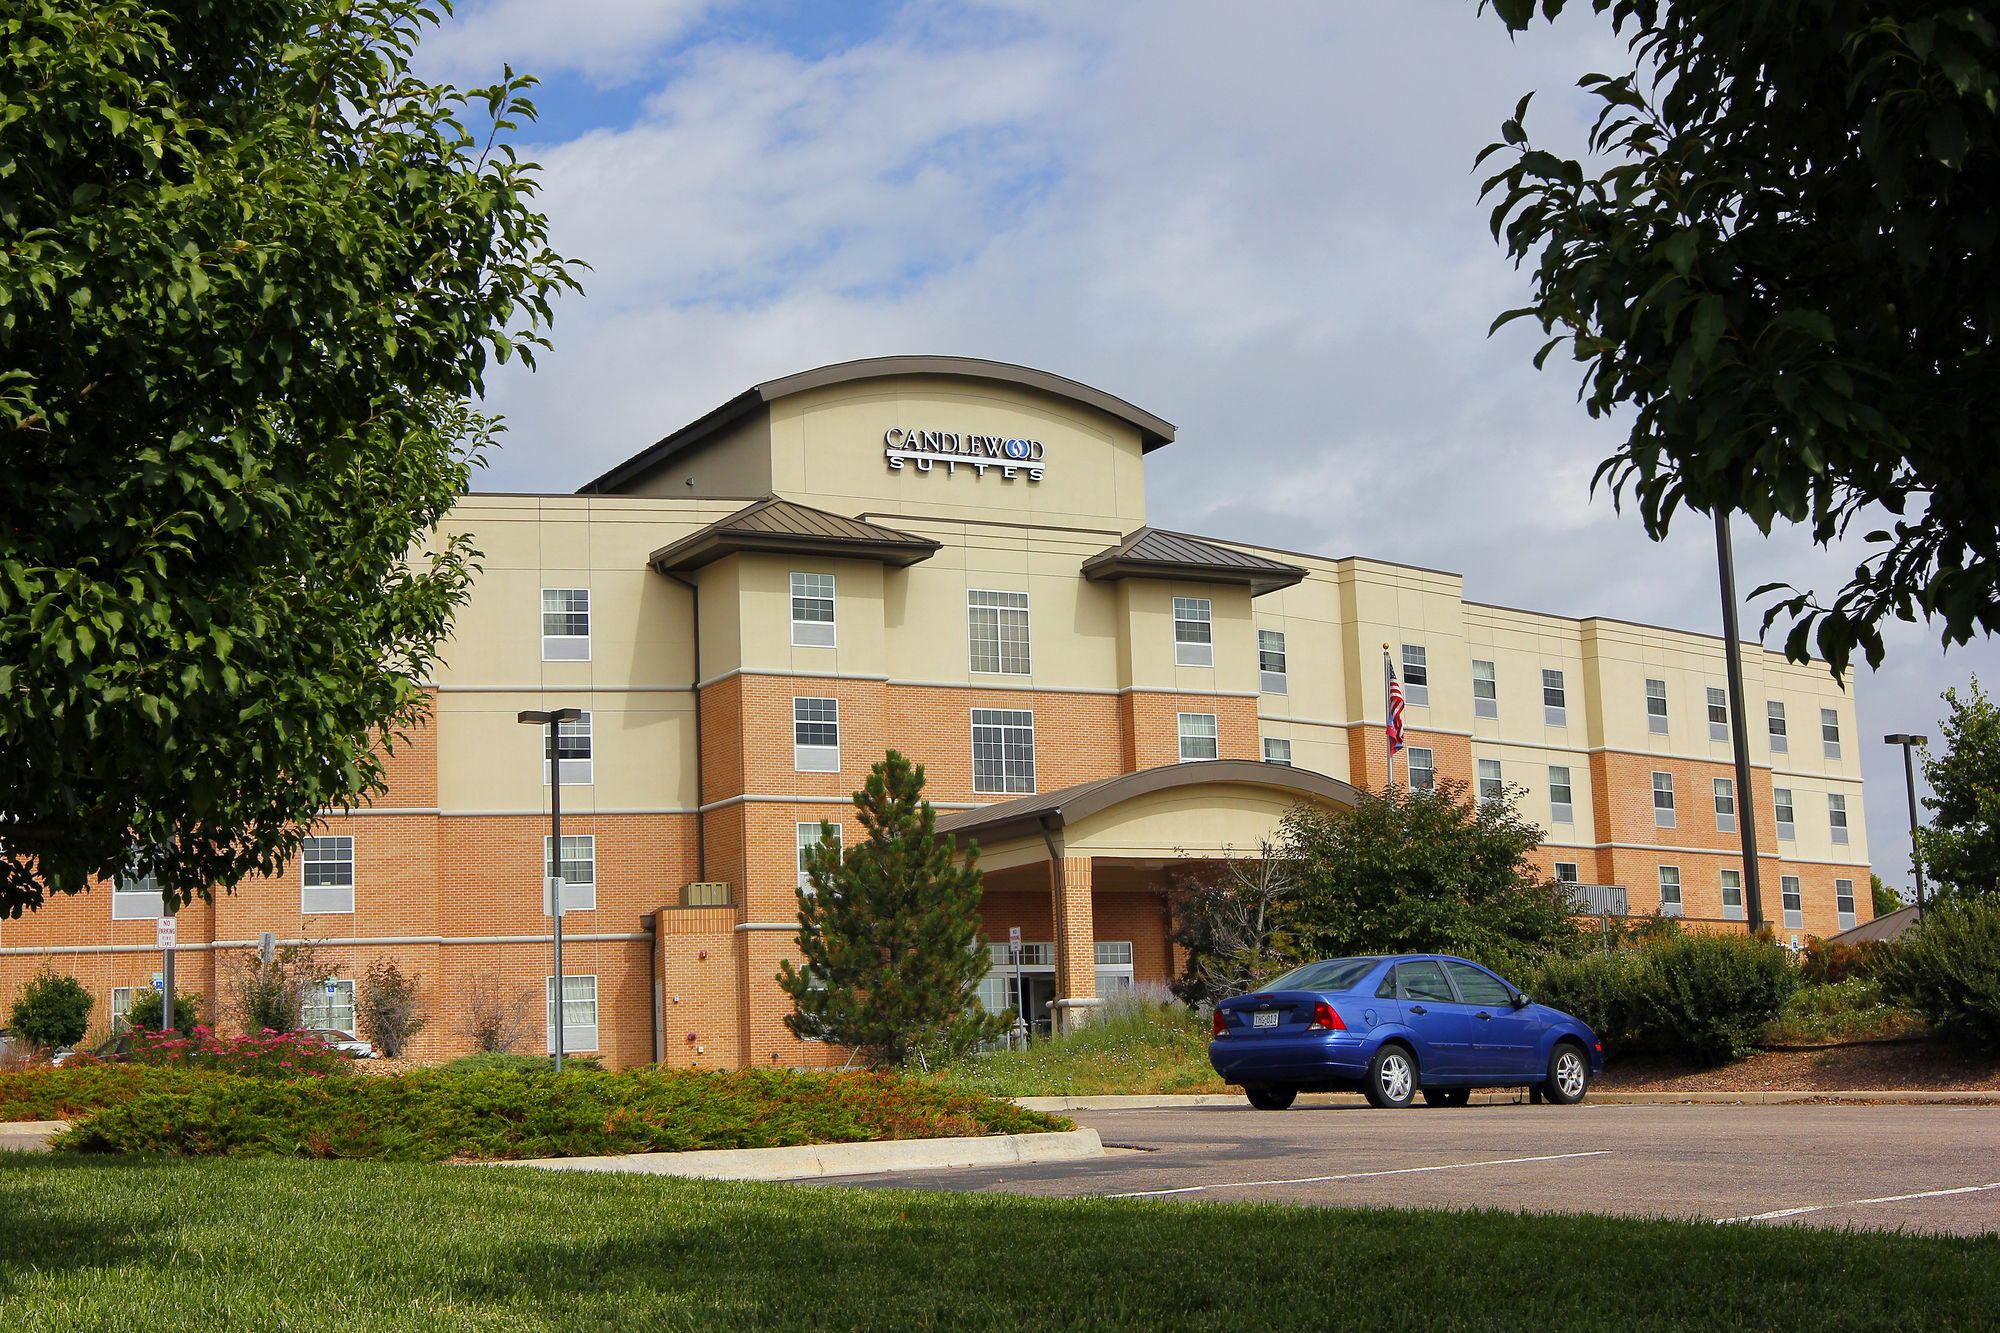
[1052,856,1097,1032]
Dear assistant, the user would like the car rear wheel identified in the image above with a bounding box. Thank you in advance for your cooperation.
[1246,1085,1298,1111]
[1364,1045,1418,1109]
[1543,1042,1590,1105]
[1421,1088,1470,1108]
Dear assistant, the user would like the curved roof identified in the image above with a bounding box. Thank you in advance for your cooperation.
[580,356,1176,494]
[933,759,1363,846]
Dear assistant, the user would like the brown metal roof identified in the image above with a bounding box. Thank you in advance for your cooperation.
[649,497,942,573]
[580,355,1177,494]
[1826,903,1919,946]
[934,759,1362,846]
[1080,527,1308,596]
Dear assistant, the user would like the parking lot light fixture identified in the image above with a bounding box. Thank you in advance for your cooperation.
[1883,733,1929,916]
[519,707,584,1071]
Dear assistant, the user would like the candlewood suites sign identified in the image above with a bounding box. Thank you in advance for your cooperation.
[884,427,1045,482]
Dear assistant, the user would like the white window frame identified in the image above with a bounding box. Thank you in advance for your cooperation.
[1821,708,1842,759]
[1178,712,1220,762]
[546,974,599,1053]
[1646,678,1669,734]
[1828,792,1850,845]
[1173,597,1213,667]
[544,711,593,786]
[544,834,597,914]
[1658,865,1683,917]
[110,987,134,1033]
[792,696,840,773]
[1781,875,1804,930]
[1707,687,1729,742]
[301,835,356,915]
[1835,878,1857,930]
[1401,644,1429,706]
[1652,771,1676,828]
[797,821,840,894]
[1477,758,1504,803]
[1472,659,1498,719]
[1774,788,1796,841]
[1713,777,1736,834]
[1406,746,1435,792]
[112,866,161,921]
[301,978,356,1035]
[1720,868,1745,921]
[1262,737,1293,766]
[967,589,1032,675]
[1767,700,1789,753]
[790,572,836,648]
[1548,765,1573,824]
[541,588,590,662]
[1258,629,1288,695]
[1553,862,1580,884]
[1542,668,1567,727]
[971,708,1036,794]
[1093,940,1135,995]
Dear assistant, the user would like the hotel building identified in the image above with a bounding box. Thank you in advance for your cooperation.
[0,358,1874,1066]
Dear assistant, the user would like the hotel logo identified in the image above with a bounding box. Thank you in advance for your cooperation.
[884,428,1045,482]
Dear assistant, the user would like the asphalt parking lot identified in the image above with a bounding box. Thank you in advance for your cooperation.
[806,1101,2000,1236]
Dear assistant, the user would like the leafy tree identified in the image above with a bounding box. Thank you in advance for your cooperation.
[0,0,580,917]
[357,959,426,1056]
[1281,780,1584,979]
[778,752,1011,1067]
[1166,842,1303,1008]
[126,987,203,1037]
[1482,2,2000,675]
[6,969,93,1050]
[1872,874,1905,917]
[1913,679,2000,899]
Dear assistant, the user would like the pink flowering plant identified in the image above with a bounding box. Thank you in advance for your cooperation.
[128,1026,355,1079]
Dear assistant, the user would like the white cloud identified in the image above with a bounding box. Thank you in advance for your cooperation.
[422,0,718,84]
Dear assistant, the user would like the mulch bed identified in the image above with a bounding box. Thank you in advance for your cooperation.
[1599,1040,2000,1092]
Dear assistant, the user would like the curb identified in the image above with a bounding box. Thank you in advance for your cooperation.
[491,1127,1105,1180]
[1016,1091,2000,1111]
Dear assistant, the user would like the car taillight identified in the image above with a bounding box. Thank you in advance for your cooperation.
[1212,1008,1228,1037]
[1307,1001,1345,1032]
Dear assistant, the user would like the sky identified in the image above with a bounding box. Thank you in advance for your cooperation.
[417,0,1994,900]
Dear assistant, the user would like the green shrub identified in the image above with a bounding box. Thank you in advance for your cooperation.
[1762,977,1927,1045]
[54,1067,1070,1160]
[1799,936,1894,985]
[0,1064,217,1120]
[6,969,93,1051]
[1529,951,1643,1055]
[1630,931,1797,1064]
[440,1052,603,1073]
[935,986,1219,1097]
[125,987,204,1036]
[1879,897,2000,1055]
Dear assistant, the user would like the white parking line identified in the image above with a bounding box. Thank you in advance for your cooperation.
[1718,1181,2000,1224]
[1100,1150,1613,1199]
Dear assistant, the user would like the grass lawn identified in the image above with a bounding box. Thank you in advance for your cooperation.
[3,1155,1992,1331]
[934,995,1227,1097]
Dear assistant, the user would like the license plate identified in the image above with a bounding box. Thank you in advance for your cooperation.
[1252,1011,1279,1028]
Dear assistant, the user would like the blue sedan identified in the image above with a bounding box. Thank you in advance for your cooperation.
[1208,954,1603,1111]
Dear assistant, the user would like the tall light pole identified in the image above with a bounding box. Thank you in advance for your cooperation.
[519,707,583,1071]
[1883,733,1929,917]
[1714,512,1766,928]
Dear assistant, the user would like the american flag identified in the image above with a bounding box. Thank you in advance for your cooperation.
[1384,649,1406,756]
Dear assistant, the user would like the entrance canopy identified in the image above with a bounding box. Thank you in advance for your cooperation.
[935,760,1363,872]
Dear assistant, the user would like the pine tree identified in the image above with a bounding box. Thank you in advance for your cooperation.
[778,751,1011,1066]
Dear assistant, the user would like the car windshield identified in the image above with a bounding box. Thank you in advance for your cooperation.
[1259,958,1381,994]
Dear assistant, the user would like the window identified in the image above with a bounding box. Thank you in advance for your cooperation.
[110,987,134,1033]
[1548,766,1574,824]
[544,835,596,914]
[301,979,356,1035]
[1720,868,1745,921]
[1477,758,1504,802]
[1401,644,1429,706]
[1708,687,1729,742]
[793,697,840,772]
[790,572,836,647]
[1553,862,1580,884]
[972,709,1035,794]
[1258,629,1288,694]
[301,835,355,914]
[1652,771,1676,828]
[1391,959,1454,1002]
[1713,777,1736,834]
[1767,700,1788,753]
[1094,940,1135,995]
[1781,875,1803,929]
[1836,879,1857,930]
[1658,866,1683,917]
[1542,669,1567,727]
[546,975,599,1053]
[1443,960,1514,1006]
[1173,597,1213,667]
[1178,712,1219,762]
[541,588,590,661]
[1774,788,1796,840]
[1406,747,1435,792]
[545,712,592,786]
[797,822,839,893]
[1262,737,1293,766]
[968,590,1031,675]
[1472,659,1498,719]
[1646,678,1669,734]
[1828,793,1850,845]
[1822,708,1842,759]
[112,865,160,921]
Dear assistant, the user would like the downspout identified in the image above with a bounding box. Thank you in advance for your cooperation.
[646,909,663,1065]
[665,570,706,881]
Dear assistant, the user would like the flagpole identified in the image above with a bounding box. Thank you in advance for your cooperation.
[1383,643,1396,806]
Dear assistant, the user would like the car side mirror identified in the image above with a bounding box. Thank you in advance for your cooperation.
[1512,992,1531,1009]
